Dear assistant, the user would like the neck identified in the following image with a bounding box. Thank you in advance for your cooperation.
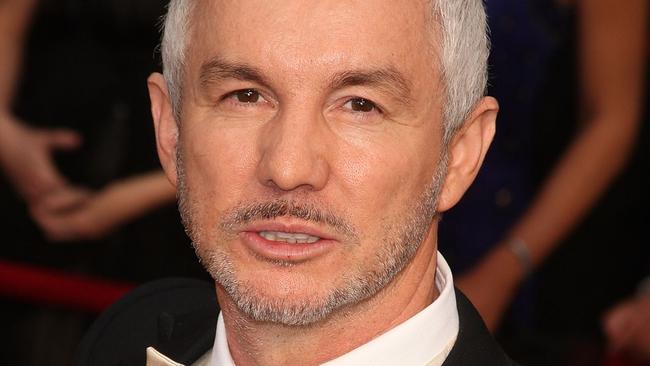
[218,230,440,366]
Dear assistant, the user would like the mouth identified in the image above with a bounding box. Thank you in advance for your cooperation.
[239,221,337,262]
[258,231,320,244]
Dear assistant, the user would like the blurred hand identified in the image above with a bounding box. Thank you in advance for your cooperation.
[29,186,103,241]
[0,113,81,203]
[30,172,176,242]
[602,294,650,361]
[28,187,121,242]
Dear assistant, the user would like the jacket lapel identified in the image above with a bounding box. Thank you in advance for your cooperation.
[442,289,517,365]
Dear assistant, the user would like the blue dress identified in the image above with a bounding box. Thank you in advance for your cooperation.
[438,0,573,336]
[439,0,570,273]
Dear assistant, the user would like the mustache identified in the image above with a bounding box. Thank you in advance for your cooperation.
[219,199,357,238]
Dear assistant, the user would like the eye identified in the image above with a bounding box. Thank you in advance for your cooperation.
[225,89,264,104]
[343,98,380,113]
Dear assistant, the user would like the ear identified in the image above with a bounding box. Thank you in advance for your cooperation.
[148,72,180,188]
[437,96,498,212]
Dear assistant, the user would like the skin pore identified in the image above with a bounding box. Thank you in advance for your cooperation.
[148,0,498,365]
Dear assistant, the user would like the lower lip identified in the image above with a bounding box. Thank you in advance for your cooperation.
[240,232,336,262]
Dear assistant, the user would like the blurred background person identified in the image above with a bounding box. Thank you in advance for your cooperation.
[0,0,82,204]
[440,0,649,364]
[0,0,177,240]
[0,0,206,364]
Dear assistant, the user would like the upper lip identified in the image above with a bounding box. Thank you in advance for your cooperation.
[241,219,337,241]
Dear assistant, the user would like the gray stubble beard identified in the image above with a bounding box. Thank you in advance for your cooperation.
[176,146,449,326]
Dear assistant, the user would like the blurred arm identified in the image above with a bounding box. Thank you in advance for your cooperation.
[31,171,176,242]
[0,0,37,109]
[0,0,84,203]
[458,0,648,330]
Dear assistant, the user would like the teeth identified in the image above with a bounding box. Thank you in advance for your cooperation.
[259,231,320,244]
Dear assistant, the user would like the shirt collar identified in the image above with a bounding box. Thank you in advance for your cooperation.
[211,251,458,366]
[213,310,236,366]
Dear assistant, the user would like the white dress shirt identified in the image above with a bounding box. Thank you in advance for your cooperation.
[210,251,459,366]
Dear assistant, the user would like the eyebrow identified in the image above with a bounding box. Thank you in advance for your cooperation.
[328,67,414,107]
[199,56,271,90]
[199,57,413,106]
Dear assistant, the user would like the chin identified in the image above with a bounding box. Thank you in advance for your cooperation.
[224,271,347,326]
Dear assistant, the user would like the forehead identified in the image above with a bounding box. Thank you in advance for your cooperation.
[188,0,438,84]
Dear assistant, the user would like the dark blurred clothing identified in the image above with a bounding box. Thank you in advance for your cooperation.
[7,0,206,281]
[440,0,572,274]
[439,0,573,344]
[14,0,167,188]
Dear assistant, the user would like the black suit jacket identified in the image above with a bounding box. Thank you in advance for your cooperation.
[76,278,517,365]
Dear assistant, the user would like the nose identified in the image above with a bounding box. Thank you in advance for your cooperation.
[256,108,330,192]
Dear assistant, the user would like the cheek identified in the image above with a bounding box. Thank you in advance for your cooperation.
[180,124,259,216]
[334,136,439,225]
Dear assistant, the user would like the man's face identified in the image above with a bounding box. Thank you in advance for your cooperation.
[176,0,447,325]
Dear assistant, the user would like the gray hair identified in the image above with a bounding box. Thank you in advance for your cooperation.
[160,0,489,139]
[433,1,490,141]
[160,0,194,120]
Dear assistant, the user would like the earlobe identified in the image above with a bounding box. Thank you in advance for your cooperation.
[437,96,498,212]
[148,72,179,188]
